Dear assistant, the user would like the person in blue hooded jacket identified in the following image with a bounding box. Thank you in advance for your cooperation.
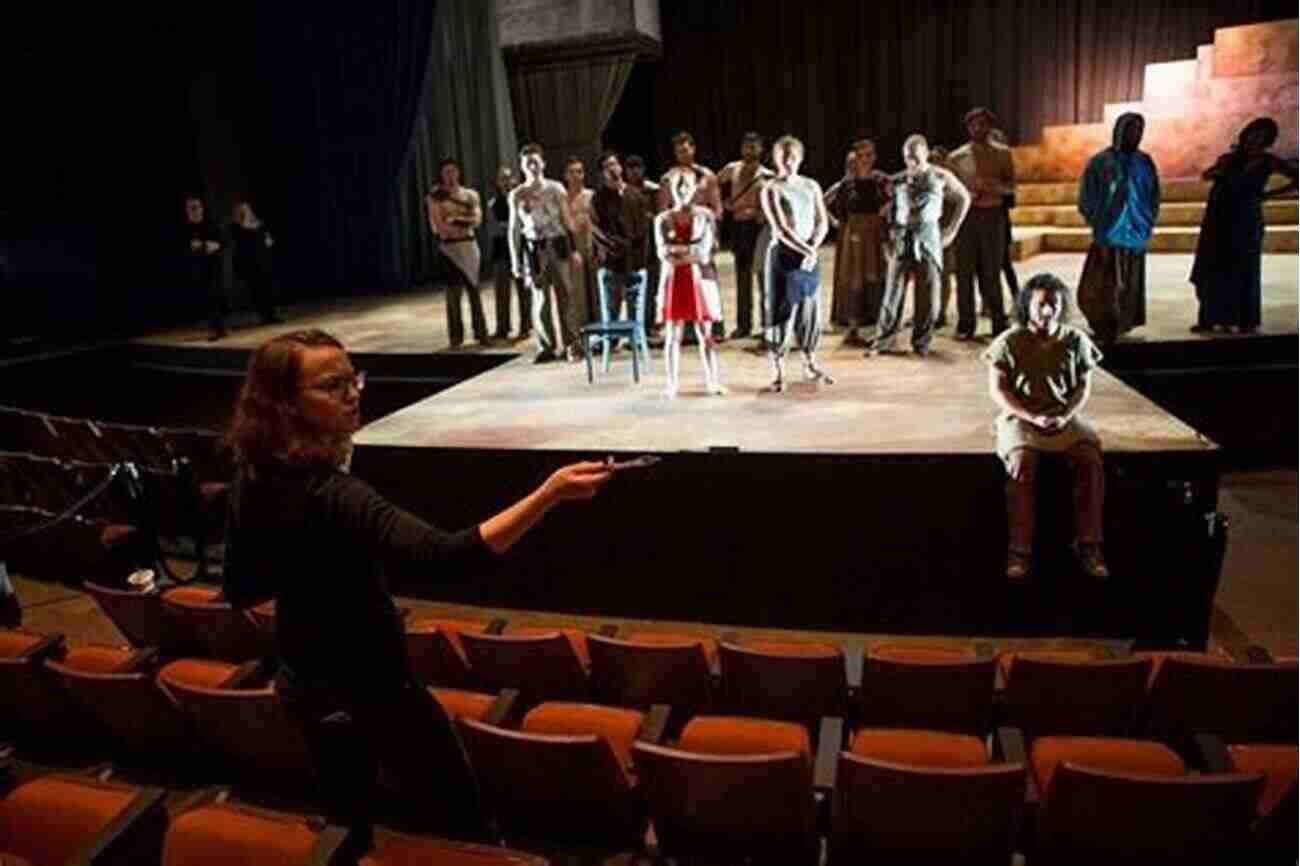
[1075,113,1160,344]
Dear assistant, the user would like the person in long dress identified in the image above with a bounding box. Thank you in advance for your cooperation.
[655,167,726,398]
[826,140,891,346]
[1190,117,1298,335]
[564,156,597,341]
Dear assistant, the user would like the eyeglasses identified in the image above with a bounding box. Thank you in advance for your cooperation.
[306,370,366,396]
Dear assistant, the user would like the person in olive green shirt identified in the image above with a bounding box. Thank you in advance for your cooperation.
[983,272,1108,581]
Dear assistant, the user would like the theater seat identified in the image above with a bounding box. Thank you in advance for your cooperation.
[832,729,1025,865]
[587,632,714,728]
[404,618,487,690]
[521,702,646,771]
[634,714,819,866]
[999,652,1151,742]
[1030,736,1186,795]
[83,581,191,654]
[0,630,84,740]
[46,652,236,758]
[859,644,996,736]
[429,688,497,722]
[458,704,648,848]
[161,799,346,866]
[162,667,315,786]
[459,629,588,708]
[160,586,270,663]
[0,775,168,866]
[718,638,847,724]
[1199,737,1298,864]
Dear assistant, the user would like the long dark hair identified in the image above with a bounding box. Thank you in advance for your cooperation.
[226,329,348,468]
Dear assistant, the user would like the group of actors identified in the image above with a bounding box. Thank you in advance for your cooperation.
[183,196,284,341]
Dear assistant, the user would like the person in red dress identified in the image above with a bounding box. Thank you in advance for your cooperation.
[654,167,725,398]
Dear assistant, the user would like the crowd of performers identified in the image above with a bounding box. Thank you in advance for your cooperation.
[424,109,1295,395]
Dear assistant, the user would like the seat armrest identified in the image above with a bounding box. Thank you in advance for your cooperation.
[23,632,66,662]
[995,726,1027,764]
[171,785,227,815]
[814,716,843,794]
[222,660,264,689]
[843,642,864,691]
[308,825,352,866]
[73,785,167,866]
[1194,733,1233,773]
[973,641,995,660]
[638,704,672,745]
[484,689,520,727]
[486,619,508,635]
[126,646,160,672]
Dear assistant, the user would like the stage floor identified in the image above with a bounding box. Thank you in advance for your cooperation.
[138,251,1298,354]
[352,333,1213,456]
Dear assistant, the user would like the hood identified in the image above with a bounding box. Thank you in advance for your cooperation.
[1112,112,1145,153]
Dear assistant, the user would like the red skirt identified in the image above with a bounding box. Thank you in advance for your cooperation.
[665,263,707,322]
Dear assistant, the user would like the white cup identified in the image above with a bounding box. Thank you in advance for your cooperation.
[127,569,156,593]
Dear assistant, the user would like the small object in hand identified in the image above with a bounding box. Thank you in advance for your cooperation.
[605,455,662,471]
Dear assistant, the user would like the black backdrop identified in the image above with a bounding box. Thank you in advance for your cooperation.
[607,0,1291,179]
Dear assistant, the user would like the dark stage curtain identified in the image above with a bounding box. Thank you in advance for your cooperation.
[245,3,438,294]
[644,0,1292,180]
[397,0,518,288]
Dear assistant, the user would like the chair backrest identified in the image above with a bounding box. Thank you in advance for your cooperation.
[1036,764,1263,865]
[164,679,315,782]
[1001,655,1151,741]
[860,646,996,736]
[0,630,82,737]
[0,774,168,866]
[161,586,271,663]
[587,633,713,724]
[1143,656,1298,750]
[633,741,818,866]
[718,639,847,723]
[45,661,196,755]
[459,631,588,708]
[831,753,1025,865]
[84,582,192,654]
[457,718,645,847]
[404,619,484,690]
[162,801,344,866]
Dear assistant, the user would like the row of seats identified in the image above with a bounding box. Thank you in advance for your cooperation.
[0,772,545,866]
[1,625,1294,864]
[82,583,1300,753]
[0,406,226,481]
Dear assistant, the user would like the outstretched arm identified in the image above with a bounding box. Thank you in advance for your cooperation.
[479,461,612,554]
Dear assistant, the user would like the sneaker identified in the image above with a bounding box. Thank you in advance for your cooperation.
[804,364,835,385]
[708,382,730,396]
[1006,550,1031,581]
[1074,542,1109,580]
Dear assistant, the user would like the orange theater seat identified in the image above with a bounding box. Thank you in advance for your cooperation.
[1030,736,1185,795]
[832,728,1024,865]
[635,713,819,866]
[360,832,547,866]
[587,632,714,727]
[160,585,270,663]
[0,775,168,866]
[718,638,847,724]
[429,688,497,722]
[404,618,487,690]
[459,629,588,708]
[162,799,346,866]
[83,581,191,654]
[999,652,1150,742]
[521,702,646,771]
[860,644,996,736]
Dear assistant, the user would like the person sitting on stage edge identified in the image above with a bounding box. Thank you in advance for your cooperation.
[220,328,611,855]
[983,273,1108,581]
[1076,112,1159,345]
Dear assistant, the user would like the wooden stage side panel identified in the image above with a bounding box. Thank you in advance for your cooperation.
[354,344,1224,645]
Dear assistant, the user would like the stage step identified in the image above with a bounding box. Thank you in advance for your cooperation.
[1011,199,1299,229]
[1010,225,1298,259]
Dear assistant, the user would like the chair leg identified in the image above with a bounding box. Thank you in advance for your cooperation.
[631,334,640,383]
[585,341,594,383]
[602,333,612,373]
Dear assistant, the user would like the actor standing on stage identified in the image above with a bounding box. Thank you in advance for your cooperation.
[1190,117,1296,335]
[866,135,970,358]
[984,273,1108,581]
[717,132,774,341]
[1076,112,1159,345]
[656,167,726,398]
[928,146,961,329]
[949,107,1015,339]
[988,129,1021,307]
[231,202,283,326]
[761,135,833,391]
[185,196,226,341]
[426,159,489,348]
[591,151,651,360]
[487,165,531,341]
[508,143,582,363]
[624,155,662,344]
[826,139,890,346]
[659,132,725,341]
[564,156,597,334]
